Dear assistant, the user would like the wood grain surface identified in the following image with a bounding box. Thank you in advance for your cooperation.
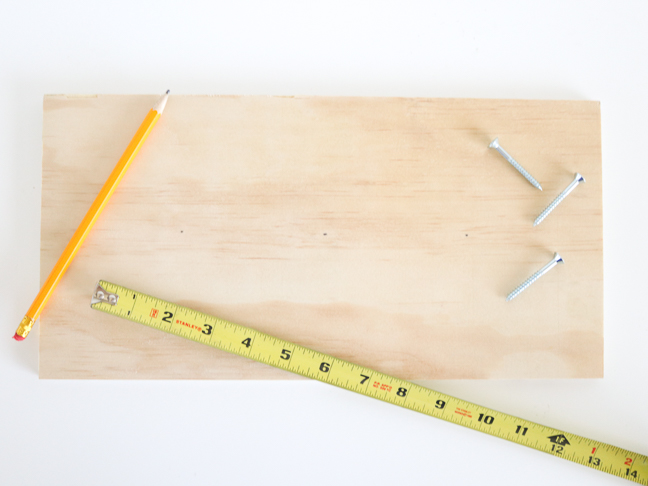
[39,95,603,379]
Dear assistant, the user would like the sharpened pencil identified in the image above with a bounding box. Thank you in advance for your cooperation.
[14,90,170,340]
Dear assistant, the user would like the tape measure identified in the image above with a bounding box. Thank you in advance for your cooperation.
[91,280,647,484]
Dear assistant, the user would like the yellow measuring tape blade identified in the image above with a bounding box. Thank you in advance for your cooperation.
[91,280,647,484]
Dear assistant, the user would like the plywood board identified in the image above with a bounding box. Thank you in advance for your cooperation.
[39,95,603,379]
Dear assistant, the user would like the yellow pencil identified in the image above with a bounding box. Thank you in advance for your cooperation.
[14,90,170,341]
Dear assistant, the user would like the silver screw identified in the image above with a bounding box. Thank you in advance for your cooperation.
[506,253,564,301]
[489,138,543,191]
[534,173,585,226]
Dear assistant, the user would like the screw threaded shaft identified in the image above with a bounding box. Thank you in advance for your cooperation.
[507,269,546,301]
[489,138,543,191]
[534,173,585,226]
[535,191,569,226]
[507,253,564,301]
[503,156,543,191]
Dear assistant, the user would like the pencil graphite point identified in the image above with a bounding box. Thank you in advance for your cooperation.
[153,90,170,114]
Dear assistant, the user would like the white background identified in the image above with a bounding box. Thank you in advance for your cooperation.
[1,1,647,485]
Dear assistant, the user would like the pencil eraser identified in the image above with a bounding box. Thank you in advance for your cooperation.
[13,333,25,341]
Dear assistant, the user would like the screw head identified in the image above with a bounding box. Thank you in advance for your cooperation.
[554,252,564,264]
[574,173,585,184]
[489,137,500,149]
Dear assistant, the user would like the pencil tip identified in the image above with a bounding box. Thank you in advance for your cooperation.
[153,91,170,113]
[13,332,24,341]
